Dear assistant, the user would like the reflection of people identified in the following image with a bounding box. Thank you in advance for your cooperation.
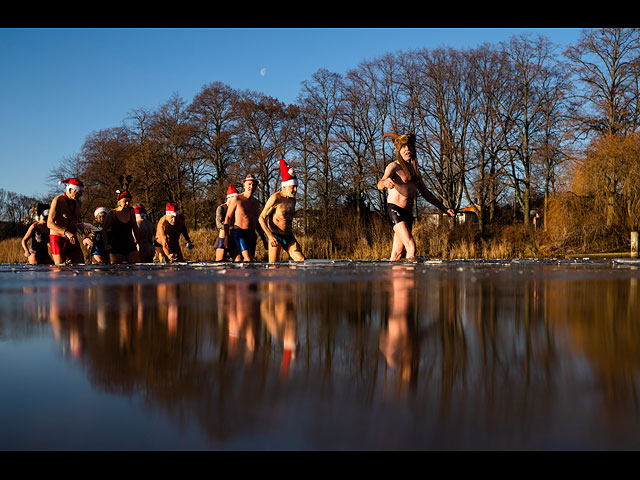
[259,159,305,263]
[22,203,53,264]
[379,267,416,385]
[377,133,454,260]
[48,178,86,264]
[215,185,239,261]
[260,280,298,378]
[226,281,260,363]
[155,203,193,262]
[157,283,179,336]
[83,206,109,264]
[134,205,155,263]
[49,278,85,358]
[103,189,141,264]
[224,174,266,262]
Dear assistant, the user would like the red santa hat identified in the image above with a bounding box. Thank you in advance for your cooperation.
[94,207,108,218]
[165,202,178,216]
[242,174,258,184]
[226,184,238,198]
[279,159,298,187]
[280,347,295,379]
[134,205,147,216]
[59,178,84,191]
[116,189,132,201]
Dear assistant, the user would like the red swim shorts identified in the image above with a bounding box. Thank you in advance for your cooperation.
[50,234,82,256]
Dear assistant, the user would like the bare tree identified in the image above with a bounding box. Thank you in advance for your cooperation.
[188,81,239,199]
[339,56,394,215]
[497,34,560,226]
[297,69,344,222]
[147,93,199,226]
[466,44,511,232]
[401,48,471,215]
[234,91,290,203]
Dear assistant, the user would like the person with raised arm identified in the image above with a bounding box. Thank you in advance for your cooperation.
[377,133,455,261]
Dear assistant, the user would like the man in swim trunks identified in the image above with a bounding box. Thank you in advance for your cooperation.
[377,133,455,261]
[259,159,305,263]
[47,177,86,264]
[215,184,239,261]
[224,174,266,262]
[155,202,194,262]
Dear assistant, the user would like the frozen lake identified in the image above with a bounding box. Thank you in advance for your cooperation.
[1,258,640,450]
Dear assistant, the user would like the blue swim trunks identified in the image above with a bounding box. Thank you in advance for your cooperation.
[233,228,257,255]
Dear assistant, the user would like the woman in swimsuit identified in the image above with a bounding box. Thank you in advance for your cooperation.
[21,204,53,265]
[102,190,141,264]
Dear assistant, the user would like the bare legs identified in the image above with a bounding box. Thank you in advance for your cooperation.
[268,241,305,263]
[390,221,415,261]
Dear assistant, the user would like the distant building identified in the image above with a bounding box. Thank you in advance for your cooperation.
[457,205,479,224]
[426,205,479,226]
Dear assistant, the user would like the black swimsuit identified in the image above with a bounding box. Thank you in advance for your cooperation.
[386,203,413,229]
[29,225,50,260]
[109,210,137,255]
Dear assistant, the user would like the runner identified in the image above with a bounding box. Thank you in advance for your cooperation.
[258,159,305,263]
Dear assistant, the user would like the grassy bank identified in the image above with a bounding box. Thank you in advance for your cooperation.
[2,217,632,264]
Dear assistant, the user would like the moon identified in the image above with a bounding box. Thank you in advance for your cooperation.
[260,67,267,77]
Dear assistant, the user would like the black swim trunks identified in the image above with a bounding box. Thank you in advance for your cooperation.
[386,203,413,229]
[272,231,296,247]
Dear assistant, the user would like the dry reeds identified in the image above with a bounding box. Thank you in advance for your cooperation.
[0,237,26,264]
[5,206,614,264]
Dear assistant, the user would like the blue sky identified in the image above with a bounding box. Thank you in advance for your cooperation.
[0,28,584,199]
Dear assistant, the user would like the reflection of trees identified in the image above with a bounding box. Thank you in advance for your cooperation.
[546,275,640,415]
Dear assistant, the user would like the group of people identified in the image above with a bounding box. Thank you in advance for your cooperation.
[213,159,306,264]
[22,133,454,266]
[22,177,194,266]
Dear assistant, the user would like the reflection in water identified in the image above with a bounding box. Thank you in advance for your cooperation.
[3,262,640,449]
[379,266,418,394]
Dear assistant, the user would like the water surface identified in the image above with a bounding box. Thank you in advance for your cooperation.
[2,259,640,450]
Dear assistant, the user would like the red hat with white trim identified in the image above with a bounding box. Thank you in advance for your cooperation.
[165,202,178,216]
[59,178,84,191]
[242,174,258,184]
[279,159,298,187]
[94,207,108,218]
[226,184,238,197]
